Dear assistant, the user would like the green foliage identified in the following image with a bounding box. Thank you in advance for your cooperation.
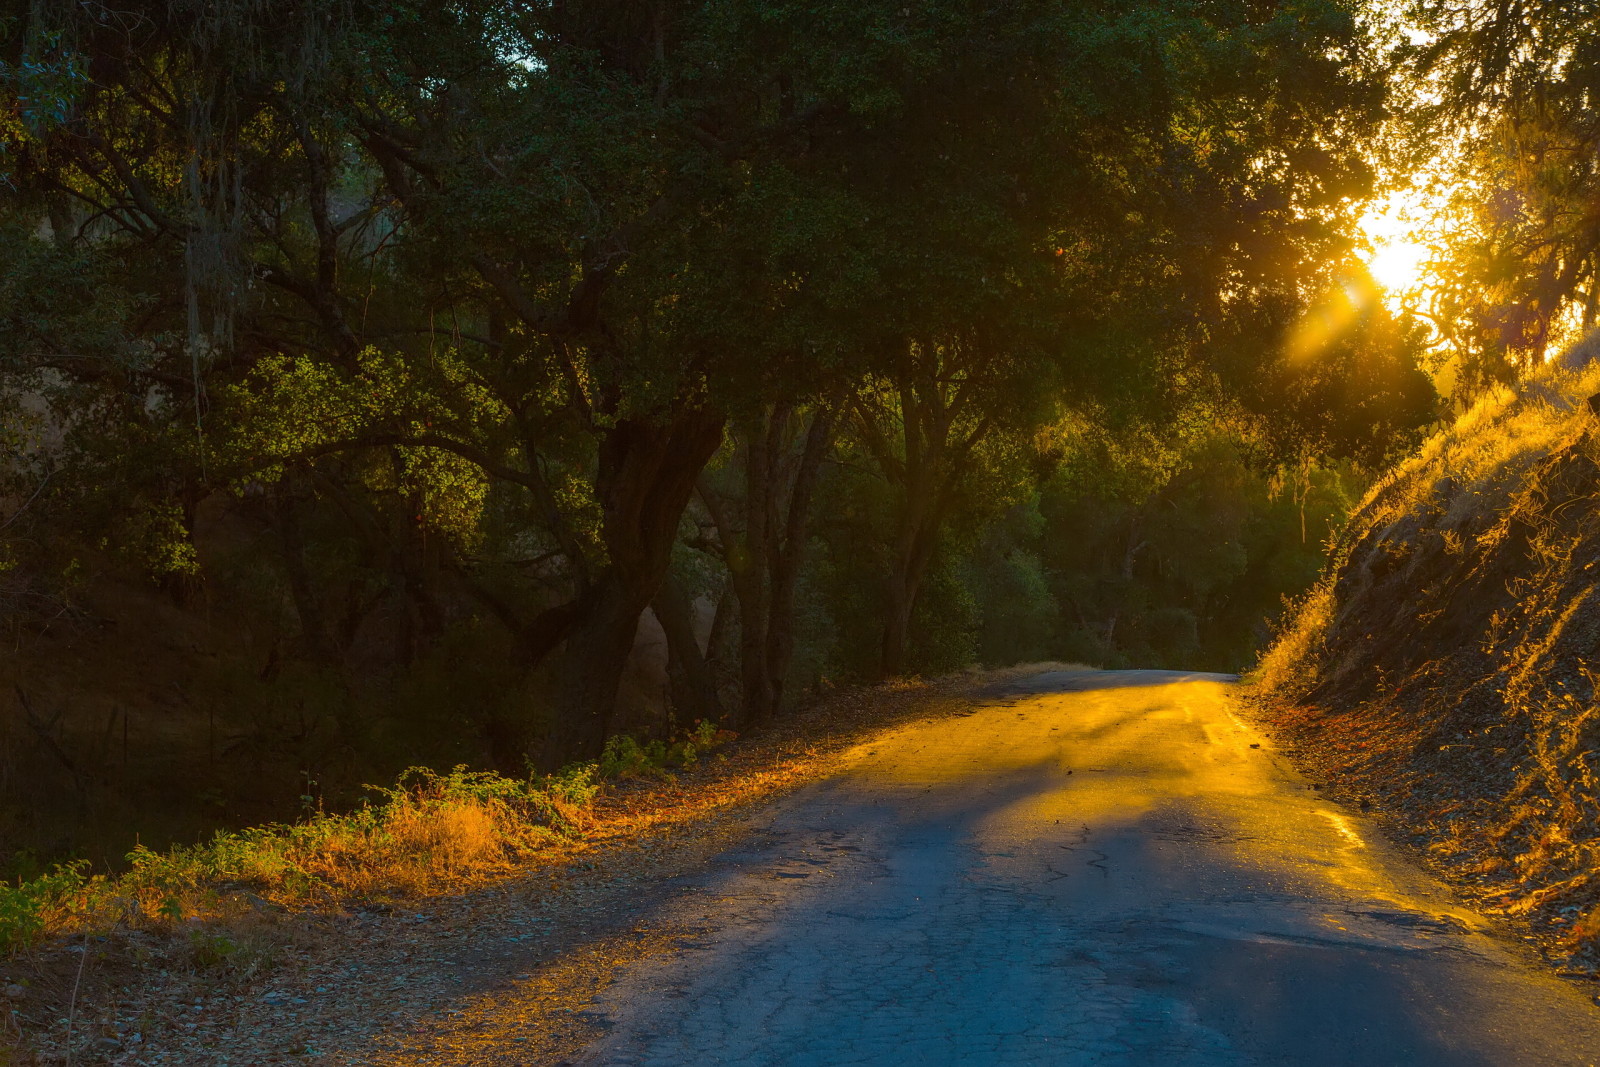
[1240,287,1440,465]
[0,225,138,371]
[217,348,508,550]
[802,402,1381,680]
[597,720,725,780]
[117,500,201,581]
[0,0,1432,856]
[906,552,980,676]
[0,30,87,137]
[0,862,90,953]
[1402,0,1600,387]
[969,501,1061,668]
[368,764,601,835]
[186,929,244,970]
[1035,421,1369,671]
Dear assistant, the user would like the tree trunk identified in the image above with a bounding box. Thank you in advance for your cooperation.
[705,581,733,673]
[699,402,837,724]
[735,411,774,723]
[539,408,725,766]
[879,479,943,679]
[653,572,725,722]
[762,405,833,709]
[544,573,649,763]
[881,578,911,678]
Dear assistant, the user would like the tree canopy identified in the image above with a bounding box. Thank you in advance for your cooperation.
[1,0,1436,779]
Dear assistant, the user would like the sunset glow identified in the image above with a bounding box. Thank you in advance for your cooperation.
[1358,190,1433,302]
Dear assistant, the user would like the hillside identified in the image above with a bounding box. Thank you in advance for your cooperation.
[1256,341,1600,962]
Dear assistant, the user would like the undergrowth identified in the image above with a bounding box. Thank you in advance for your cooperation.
[0,723,730,954]
[598,718,728,779]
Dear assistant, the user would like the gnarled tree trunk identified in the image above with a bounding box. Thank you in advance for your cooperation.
[653,571,725,723]
[540,408,725,766]
[698,402,835,724]
[879,494,944,679]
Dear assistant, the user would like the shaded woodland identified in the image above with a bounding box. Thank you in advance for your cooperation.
[0,0,1446,863]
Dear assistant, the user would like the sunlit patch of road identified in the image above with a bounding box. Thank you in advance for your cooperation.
[567,671,1600,1066]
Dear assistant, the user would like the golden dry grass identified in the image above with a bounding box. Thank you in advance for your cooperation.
[0,668,1028,1065]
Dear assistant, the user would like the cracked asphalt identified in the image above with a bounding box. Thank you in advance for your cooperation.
[571,670,1600,1066]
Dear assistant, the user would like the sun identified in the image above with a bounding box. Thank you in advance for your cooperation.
[1366,237,1430,293]
[1358,189,1433,300]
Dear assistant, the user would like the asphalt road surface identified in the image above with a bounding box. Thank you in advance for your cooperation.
[574,670,1600,1066]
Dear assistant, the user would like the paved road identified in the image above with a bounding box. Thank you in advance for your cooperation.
[574,670,1600,1066]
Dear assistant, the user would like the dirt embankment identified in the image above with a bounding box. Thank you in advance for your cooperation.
[1255,355,1600,963]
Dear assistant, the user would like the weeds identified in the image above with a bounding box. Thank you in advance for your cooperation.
[598,720,729,779]
[0,864,89,953]
[0,724,730,954]
[1251,579,1336,697]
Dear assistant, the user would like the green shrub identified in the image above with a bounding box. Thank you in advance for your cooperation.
[0,861,96,953]
[598,720,724,780]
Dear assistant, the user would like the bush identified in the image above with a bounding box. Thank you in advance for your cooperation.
[0,717,743,954]
[598,720,725,780]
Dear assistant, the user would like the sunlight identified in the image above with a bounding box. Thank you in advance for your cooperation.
[1358,189,1433,302]
[1367,237,1429,293]
[1287,277,1367,361]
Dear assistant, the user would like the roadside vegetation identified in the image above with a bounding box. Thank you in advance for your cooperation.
[6,0,1600,1055]
[1256,351,1600,962]
[0,669,1013,1064]
[0,722,753,954]
[1247,0,1600,970]
[0,763,599,952]
[8,0,1600,987]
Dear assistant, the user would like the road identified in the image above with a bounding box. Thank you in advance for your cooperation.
[572,670,1600,1066]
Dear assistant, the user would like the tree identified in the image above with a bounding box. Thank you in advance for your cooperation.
[2,0,1400,761]
[848,337,1044,677]
[694,401,837,723]
[1402,0,1600,386]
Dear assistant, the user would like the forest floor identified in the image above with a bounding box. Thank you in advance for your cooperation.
[0,666,1055,1066]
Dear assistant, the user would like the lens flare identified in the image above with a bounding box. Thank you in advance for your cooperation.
[1287,276,1371,361]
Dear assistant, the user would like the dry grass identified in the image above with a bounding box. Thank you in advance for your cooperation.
[1364,361,1600,532]
[0,668,1019,958]
[0,765,600,951]
[1253,578,1337,698]
[0,668,1023,1065]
